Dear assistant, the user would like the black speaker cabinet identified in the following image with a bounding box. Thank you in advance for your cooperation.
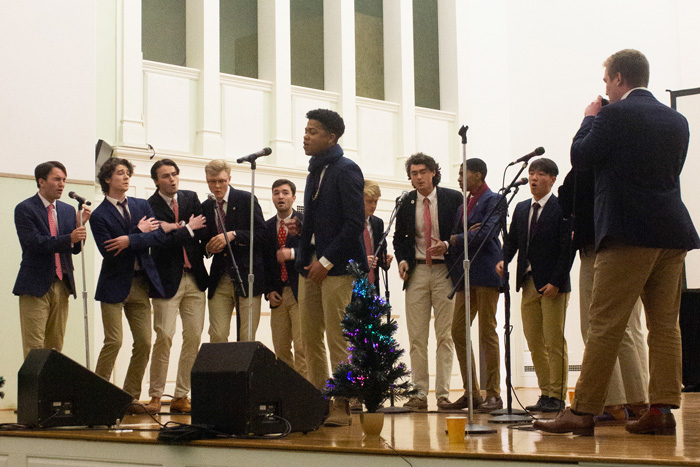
[18,349,133,428]
[191,342,326,435]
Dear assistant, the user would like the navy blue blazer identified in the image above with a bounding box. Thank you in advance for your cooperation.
[91,197,165,303]
[447,188,503,289]
[504,195,572,293]
[201,186,267,299]
[393,186,463,288]
[296,149,368,276]
[571,89,699,251]
[13,195,81,298]
[264,210,303,300]
[148,190,209,298]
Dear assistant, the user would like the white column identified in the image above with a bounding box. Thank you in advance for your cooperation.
[384,0,416,175]
[259,0,294,163]
[117,0,146,147]
[323,0,357,159]
[186,0,223,157]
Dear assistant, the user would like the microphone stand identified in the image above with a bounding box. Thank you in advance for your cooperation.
[212,195,247,341]
[489,163,532,423]
[76,201,90,368]
[376,196,411,414]
[238,157,263,341]
[456,125,495,435]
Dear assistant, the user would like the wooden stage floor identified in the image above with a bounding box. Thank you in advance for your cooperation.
[2,391,700,466]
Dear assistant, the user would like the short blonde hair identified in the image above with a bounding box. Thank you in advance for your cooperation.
[364,180,381,198]
[205,159,231,177]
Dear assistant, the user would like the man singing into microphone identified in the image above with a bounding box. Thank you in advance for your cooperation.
[201,159,267,342]
[14,161,91,358]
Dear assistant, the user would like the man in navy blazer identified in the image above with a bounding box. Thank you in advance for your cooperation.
[144,159,208,414]
[536,50,700,436]
[443,159,503,412]
[201,158,267,343]
[91,157,165,410]
[14,161,90,358]
[497,157,572,413]
[296,109,366,426]
[362,180,393,294]
[393,153,463,410]
[263,179,306,377]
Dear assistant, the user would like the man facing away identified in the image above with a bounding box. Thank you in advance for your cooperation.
[264,178,306,377]
[14,161,90,358]
[201,159,267,342]
[443,159,503,412]
[393,153,463,410]
[296,108,367,426]
[144,159,208,414]
[496,157,572,413]
[91,158,165,412]
[535,49,699,436]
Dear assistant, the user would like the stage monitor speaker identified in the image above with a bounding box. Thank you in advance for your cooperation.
[681,290,700,391]
[191,342,326,436]
[18,349,133,428]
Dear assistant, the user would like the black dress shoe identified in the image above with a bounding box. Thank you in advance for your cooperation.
[526,395,550,412]
[541,397,566,413]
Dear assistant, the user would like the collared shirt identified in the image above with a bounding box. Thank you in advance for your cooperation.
[365,216,374,245]
[216,186,232,212]
[415,187,444,260]
[528,191,553,231]
[621,87,648,100]
[37,192,58,224]
[106,194,130,220]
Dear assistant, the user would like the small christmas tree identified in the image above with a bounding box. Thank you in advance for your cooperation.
[324,262,416,412]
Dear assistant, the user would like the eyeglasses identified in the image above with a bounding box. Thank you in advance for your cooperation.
[207,179,229,186]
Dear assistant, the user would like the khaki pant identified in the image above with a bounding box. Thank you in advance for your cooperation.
[579,247,649,406]
[149,272,205,399]
[452,286,501,398]
[19,279,70,358]
[298,274,353,390]
[521,277,569,400]
[94,275,152,400]
[208,276,262,342]
[270,286,307,378]
[573,243,685,415]
[404,264,455,400]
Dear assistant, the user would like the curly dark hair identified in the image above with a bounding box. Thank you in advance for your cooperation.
[98,157,134,194]
[306,108,345,141]
[405,152,442,186]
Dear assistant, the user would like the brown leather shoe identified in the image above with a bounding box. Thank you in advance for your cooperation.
[170,397,192,414]
[533,408,594,436]
[625,402,650,420]
[126,400,159,415]
[144,397,161,414]
[477,396,503,413]
[324,398,352,426]
[593,405,628,426]
[437,393,484,411]
[625,410,675,435]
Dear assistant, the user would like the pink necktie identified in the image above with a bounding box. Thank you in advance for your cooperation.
[48,204,63,280]
[172,197,192,269]
[278,220,288,282]
[364,222,375,283]
[423,197,433,266]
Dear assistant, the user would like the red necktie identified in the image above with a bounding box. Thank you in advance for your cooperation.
[172,197,192,269]
[278,220,288,282]
[363,221,375,283]
[48,204,63,280]
[423,197,433,266]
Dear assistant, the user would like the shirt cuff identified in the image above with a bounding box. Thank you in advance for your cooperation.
[319,256,333,270]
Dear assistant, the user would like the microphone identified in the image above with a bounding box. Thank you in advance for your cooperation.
[507,146,545,166]
[395,191,410,205]
[237,147,272,164]
[510,177,529,188]
[207,193,217,202]
[68,191,91,206]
